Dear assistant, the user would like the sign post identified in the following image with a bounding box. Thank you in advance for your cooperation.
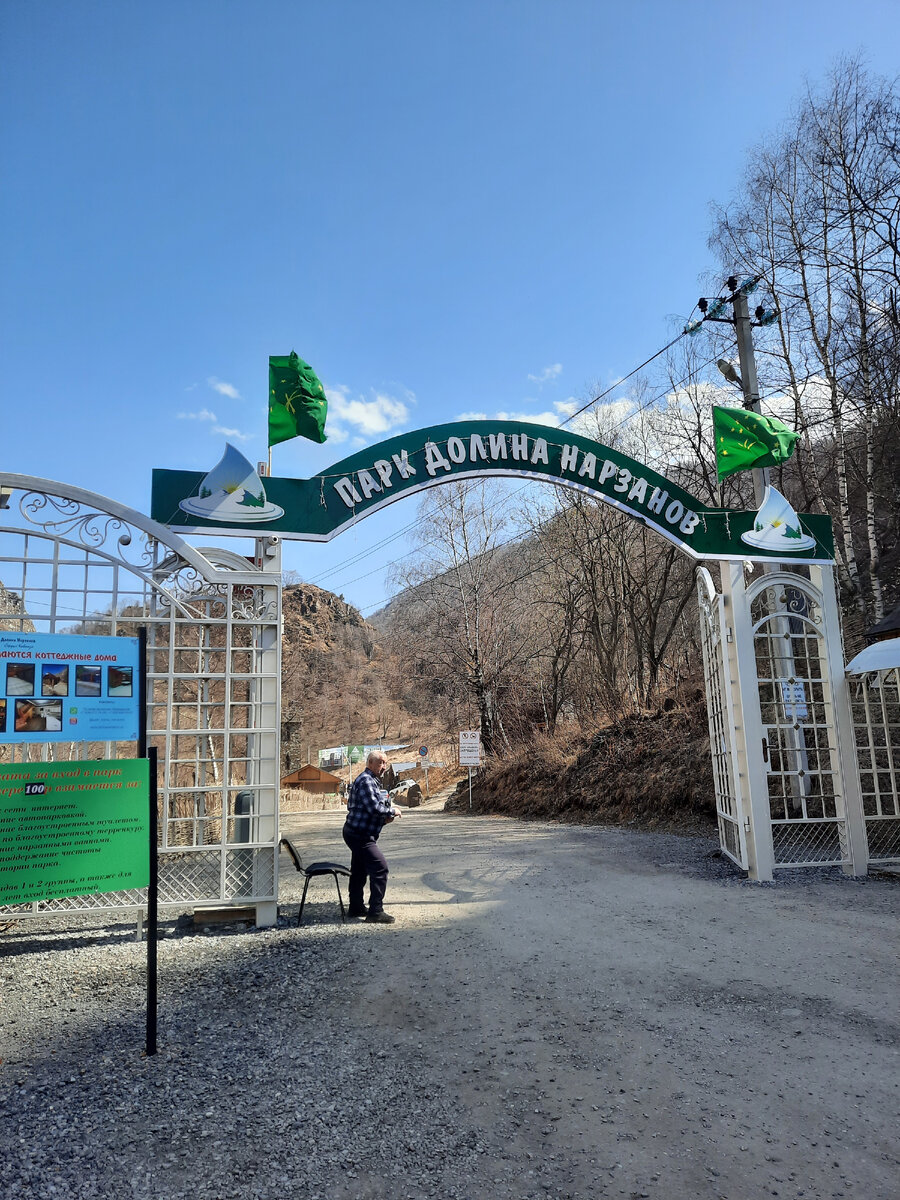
[459,730,482,811]
[0,627,154,1053]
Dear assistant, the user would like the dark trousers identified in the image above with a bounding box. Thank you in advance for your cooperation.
[342,828,389,913]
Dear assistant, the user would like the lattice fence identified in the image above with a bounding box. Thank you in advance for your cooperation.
[0,476,281,920]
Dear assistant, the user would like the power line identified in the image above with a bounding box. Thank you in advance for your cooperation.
[352,350,737,613]
[318,209,899,602]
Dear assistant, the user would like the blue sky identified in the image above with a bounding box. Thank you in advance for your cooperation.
[2,1,898,614]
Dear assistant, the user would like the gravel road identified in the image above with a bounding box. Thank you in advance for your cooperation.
[1,802,898,1200]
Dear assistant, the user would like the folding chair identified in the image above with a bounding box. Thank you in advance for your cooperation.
[279,837,350,925]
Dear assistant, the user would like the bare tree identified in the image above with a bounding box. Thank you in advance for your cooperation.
[389,480,536,755]
[710,57,900,622]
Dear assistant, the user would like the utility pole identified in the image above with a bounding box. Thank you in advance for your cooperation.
[691,274,778,508]
[728,276,770,508]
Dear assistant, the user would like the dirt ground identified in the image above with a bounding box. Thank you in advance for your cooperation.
[283,799,900,1200]
[2,801,897,1200]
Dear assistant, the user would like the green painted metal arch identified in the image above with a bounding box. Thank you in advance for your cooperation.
[151,419,834,563]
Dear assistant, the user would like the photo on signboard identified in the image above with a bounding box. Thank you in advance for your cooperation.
[6,662,35,696]
[74,665,102,696]
[15,698,63,732]
[41,664,69,697]
[107,666,133,697]
[0,698,6,730]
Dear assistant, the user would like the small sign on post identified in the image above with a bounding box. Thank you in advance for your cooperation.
[459,730,481,766]
[459,730,481,811]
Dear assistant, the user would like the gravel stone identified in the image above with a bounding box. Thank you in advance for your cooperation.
[2,803,898,1199]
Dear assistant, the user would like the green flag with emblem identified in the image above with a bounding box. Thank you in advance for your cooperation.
[268,352,328,447]
[712,405,799,480]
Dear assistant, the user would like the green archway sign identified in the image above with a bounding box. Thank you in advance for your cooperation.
[151,419,833,563]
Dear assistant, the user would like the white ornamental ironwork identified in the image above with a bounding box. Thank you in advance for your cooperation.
[0,474,282,927]
[848,664,900,865]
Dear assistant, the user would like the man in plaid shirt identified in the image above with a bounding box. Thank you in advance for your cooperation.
[342,750,402,923]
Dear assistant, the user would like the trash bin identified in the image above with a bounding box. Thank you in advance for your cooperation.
[234,789,254,843]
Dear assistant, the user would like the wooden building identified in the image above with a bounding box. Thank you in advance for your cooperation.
[280,763,343,795]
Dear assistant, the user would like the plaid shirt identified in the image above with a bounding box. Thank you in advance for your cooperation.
[344,768,395,838]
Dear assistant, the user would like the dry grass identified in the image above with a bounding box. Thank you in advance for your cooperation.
[280,787,345,814]
[445,696,717,834]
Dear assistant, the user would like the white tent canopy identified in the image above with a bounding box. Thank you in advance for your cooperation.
[845,636,900,675]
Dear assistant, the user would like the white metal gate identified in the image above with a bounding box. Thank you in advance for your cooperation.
[696,567,747,868]
[0,475,281,925]
[747,572,849,867]
[849,665,900,865]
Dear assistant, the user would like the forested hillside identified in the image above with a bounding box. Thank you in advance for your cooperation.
[279,579,443,772]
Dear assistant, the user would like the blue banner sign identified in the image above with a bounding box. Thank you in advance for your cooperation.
[0,632,141,744]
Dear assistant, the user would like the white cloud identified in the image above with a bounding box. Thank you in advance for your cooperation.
[325,385,411,441]
[597,397,636,424]
[325,424,349,444]
[498,410,564,426]
[454,399,579,428]
[208,377,242,400]
[177,408,218,422]
[213,425,253,443]
[527,363,563,385]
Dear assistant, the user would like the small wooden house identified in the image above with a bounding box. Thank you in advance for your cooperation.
[281,763,343,795]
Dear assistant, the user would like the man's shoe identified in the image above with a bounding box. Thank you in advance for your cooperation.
[365,910,396,924]
[347,906,368,919]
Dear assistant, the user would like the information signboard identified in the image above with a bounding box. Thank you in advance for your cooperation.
[0,632,141,744]
[780,681,809,721]
[318,745,348,771]
[459,730,482,766]
[0,758,150,905]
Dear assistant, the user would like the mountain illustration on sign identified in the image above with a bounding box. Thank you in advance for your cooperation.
[178,444,284,523]
[740,485,815,552]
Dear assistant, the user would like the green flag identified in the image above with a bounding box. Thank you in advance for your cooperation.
[712,405,799,480]
[268,352,328,447]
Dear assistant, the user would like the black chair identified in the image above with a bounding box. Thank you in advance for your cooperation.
[279,837,350,925]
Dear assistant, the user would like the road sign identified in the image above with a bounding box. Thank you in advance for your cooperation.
[419,745,428,756]
[459,729,481,766]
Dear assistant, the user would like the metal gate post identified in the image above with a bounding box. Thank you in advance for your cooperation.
[696,567,748,868]
[811,564,868,876]
[251,536,282,926]
[721,560,776,881]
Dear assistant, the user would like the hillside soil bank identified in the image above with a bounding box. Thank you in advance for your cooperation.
[447,697,718,833]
